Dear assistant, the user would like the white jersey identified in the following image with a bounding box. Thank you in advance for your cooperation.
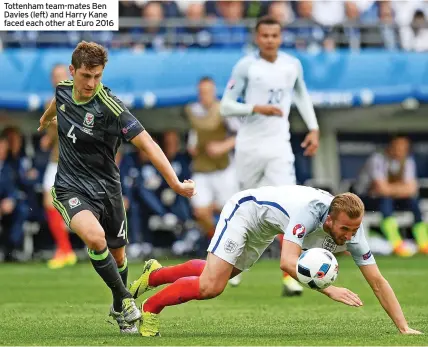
[209,185,375,269]
[220,52,318,155]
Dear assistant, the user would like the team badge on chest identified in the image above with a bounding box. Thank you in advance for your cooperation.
[83,112,95,128]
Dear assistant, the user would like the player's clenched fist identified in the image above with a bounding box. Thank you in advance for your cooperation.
[38,98,57,132]
[174,179,196,198]
[253,105,283,116]
[38,116,56,132]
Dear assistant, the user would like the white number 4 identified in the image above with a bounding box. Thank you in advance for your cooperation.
[67,125,77,144]
[117,220,126,239]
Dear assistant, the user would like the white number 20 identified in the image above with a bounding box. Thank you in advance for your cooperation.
[67,125,77,144]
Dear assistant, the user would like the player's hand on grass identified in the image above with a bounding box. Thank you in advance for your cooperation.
[301,130,319,156]
[324,286,363,307]
[399,327,423,335]
[174,179,196,198]
[253,105,283,117]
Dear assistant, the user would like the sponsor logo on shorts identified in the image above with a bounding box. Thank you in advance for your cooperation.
[224,238,238,253]
[362,250,372,260]
[322,236,337,252]
[122,120,138,135]
[292,224,306,239]
[83,112,95,128]
[68,197,81,209]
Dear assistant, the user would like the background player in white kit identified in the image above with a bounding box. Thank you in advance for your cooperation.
[131,186,421,337]
[220,16,320,293]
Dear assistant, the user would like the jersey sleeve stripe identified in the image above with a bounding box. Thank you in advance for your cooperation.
[103,89,124,115]
[99,88,123,117]
[58,80,73,86]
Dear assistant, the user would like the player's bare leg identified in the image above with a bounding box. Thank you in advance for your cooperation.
[44,191,76,269]
[138,253,240,337]
[70,210,141,325]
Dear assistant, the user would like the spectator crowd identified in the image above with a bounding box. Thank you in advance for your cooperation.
[2,1,428,52]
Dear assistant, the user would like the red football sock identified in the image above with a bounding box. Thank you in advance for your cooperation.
[149,259,206,287]
[207,228,215,239]
[143,276,201,314]
[46,207,72,254]
[277,233,284,246]
[277,234,290,278]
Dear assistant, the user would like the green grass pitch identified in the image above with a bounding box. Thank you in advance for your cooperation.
[0,255,427,346]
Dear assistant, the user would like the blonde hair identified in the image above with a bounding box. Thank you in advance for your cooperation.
[329,193,365,219]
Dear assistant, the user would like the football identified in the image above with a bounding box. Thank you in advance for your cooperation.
[296,248,339,290]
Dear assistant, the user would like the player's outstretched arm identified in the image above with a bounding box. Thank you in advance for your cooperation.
[280,239,362,306]
[38,98,57,132]
[293,65,319,157]
[279,239,302,279]
[293,63,318,131]
[131,131,196,198]
[359,264,422,334]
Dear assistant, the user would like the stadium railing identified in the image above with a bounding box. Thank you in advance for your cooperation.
[0,18,414,48]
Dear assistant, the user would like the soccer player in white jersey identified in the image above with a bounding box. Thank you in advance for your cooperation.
[220,16,320,294]
[130,185,421,337]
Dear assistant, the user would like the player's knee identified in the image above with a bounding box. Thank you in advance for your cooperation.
[199,279,225,299]
[85,231,106,251]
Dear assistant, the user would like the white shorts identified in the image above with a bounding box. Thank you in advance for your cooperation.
[207,193,276,271]
[43,162,58,192]
[191,165,238,209]
[235,151,296,190]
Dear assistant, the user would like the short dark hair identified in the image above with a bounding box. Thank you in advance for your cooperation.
[414,9,425,19]
[255,16,282,32]
[1,126,21,137]
[71,41,108,70]
[388,133,409,143]
[199,76,214,84]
